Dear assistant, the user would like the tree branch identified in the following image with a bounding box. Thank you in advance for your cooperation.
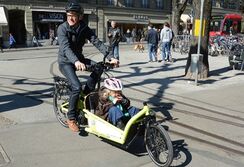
[179,0,189,15]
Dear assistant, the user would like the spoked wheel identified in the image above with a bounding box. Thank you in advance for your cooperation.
[53,84,71,128]
[144,124,173,167]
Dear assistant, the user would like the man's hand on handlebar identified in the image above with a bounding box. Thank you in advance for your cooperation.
[110,58,119,67]
[75,61,86,71]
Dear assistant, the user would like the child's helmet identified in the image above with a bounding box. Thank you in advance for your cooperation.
[104,78,123,91]
[65,2,84,15]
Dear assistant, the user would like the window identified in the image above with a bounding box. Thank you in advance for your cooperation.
[220,0,227,8]
[156,0,163,9]
[141,0,149,8]
[107,0,115,5]
[125,0,133,7]
[212,0,216,7]
[228,2,236,9]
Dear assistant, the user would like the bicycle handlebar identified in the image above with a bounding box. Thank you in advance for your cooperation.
[86,61,114,73]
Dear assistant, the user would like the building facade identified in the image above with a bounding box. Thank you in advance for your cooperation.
[180,0,243,34]
[0,0,243,47]
[0,0,171,47]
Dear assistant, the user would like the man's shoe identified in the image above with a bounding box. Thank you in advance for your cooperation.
[67,120,80,132]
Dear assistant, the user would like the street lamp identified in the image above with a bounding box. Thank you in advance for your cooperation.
[192,0,204,85]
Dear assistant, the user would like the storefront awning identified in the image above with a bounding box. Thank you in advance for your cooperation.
[0,6,8,26]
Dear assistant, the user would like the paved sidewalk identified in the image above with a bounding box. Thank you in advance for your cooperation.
[0,44,244,167]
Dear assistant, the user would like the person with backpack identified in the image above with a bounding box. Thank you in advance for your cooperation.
[160,22,173,63]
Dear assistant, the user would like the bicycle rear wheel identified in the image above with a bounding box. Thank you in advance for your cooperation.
[53,84,71,128]
[144,124,173,167]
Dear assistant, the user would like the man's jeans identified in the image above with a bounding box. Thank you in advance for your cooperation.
[161,42,170,61]
[112,45,119,60]
[148,43,157,61]
[59,61,102,120]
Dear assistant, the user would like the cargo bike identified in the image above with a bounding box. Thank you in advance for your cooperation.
[53,55,174,167]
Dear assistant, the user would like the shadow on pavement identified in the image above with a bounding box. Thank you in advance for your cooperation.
[0,78,53,113]
[171,140,192,167]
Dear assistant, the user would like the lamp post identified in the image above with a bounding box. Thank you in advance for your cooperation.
[197,0,204,55]
[192,0,204,85]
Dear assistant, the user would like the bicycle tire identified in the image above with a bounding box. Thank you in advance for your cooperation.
[53,84,71,128]
[144,124,173,167]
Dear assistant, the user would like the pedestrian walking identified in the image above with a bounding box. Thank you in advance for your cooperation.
[32,35,39,47]
[125,29,131,44]
[9,33,16,49]
[131,28,137,43]
[108,21,121,60]
[50,31,55,45]
[145,24,158,62]
[169,27,175,62]
[137,29,142,42]
[0,36,4,53]
[160,22,173,63]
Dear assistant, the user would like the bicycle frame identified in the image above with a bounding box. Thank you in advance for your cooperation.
[54,76,174,167]
[83,105,150,145]
[60,92,151,145]
[53,60,174,166]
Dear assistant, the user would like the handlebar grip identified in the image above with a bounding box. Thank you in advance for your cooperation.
[85,62,114,73]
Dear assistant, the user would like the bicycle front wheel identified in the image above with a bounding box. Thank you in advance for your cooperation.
[53,84,71,128]
[144,124,173,167]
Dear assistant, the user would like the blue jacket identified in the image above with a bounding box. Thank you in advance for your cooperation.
[9,35,16,45]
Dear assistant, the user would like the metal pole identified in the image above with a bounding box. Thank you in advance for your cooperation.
[195,0,205,85]
[197,0,204,54]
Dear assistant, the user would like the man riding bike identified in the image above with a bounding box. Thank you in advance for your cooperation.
[57,2,119,132]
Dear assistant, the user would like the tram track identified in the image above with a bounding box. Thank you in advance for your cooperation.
[1,82,244,156]
[130,97,244,156]
[122,79,244,121]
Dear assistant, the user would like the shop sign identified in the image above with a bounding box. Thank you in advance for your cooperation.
[133,15,149,21]
[33,11,65,22]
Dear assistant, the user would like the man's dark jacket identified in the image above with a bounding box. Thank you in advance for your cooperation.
[146,28,158,45]
[58,20,112,65]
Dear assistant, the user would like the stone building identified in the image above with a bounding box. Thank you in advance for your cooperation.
[1,0,242,47]
[0,0,171,47]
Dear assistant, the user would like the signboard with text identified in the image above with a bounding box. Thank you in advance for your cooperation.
[32,11,66,22]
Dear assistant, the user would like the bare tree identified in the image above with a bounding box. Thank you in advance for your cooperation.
[171,0,189,35]
[185,0,212,79]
